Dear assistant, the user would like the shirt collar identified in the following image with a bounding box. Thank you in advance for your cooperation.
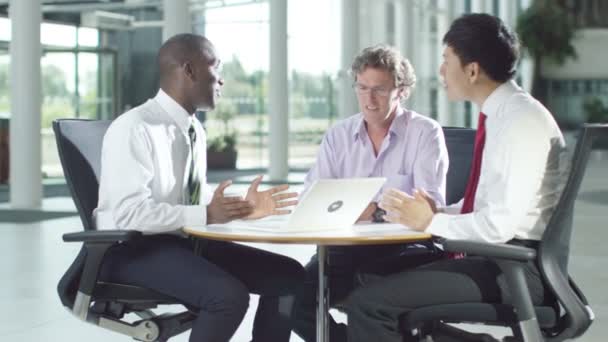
[352,105,408,141]
[481,80,520,117]
[154,88,194,134]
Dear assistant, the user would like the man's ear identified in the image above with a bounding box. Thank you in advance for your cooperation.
[397,86,409,100]
[183,61,195,81]
[466,62,480,84]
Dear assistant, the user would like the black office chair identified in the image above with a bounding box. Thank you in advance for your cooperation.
[442,127,475,205]
[400,124,605,341]
[54,119,196,341]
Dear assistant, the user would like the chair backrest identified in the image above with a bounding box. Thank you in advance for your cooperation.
[539,124,608,339]
[53,119,111,308]
[53,119,110,231]
[442,127,476,205]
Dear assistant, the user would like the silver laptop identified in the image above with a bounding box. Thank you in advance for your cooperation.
[224,177,386,232]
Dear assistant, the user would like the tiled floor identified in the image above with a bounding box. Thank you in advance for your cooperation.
[1,157,606,341]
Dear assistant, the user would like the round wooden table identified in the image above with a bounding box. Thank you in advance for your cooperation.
[184,220,432,342]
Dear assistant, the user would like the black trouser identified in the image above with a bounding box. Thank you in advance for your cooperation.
[344,254,551,342]
[291,242,440,342]
[99,234,305,342]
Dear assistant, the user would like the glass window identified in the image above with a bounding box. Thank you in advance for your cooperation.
[96,52,116,120]
[0,17,10,41]
[41,52,75,178]
[0,51,6,184]
[203,0,340,170]
[41,52,76,128]
[78,52,99,119]
[288,0,339,169]
[0,18,111,179]
[78,27,99,47]
[205,2,270,169]
[41,22,77,47]
[0,52,8,116]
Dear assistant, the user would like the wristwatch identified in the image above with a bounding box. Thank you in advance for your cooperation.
[372,206,386,223]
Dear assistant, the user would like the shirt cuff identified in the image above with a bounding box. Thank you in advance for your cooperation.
[182,204,207,227]
[425,212,451,238]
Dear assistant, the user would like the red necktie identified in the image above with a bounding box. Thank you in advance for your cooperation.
[446,112,486,260]
[461,112,487,214]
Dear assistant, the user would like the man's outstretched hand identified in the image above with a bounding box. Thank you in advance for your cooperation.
[244,175,298,220]
[207,180,254,224]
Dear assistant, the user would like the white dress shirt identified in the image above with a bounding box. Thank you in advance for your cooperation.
[95,89,212,234]
[427,81,568,243]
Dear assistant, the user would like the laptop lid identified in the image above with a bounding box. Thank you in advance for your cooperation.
[285,177,386,231]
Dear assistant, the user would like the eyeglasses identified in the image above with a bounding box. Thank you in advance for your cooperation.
[352,83,394,98]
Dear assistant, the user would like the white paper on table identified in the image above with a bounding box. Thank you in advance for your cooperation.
[203,217,416,236]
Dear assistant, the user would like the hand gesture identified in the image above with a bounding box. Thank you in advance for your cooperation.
[244,175,298,220]
[417,188,438,214]
[207,180,254,224]
[379,188,435,231]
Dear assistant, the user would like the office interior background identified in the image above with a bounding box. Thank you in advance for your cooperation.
[0,0,606,341]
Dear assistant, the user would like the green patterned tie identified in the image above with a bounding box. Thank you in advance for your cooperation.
[187,124,201,205]
[188,123,205,255]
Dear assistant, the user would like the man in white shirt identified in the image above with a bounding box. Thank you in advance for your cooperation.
[344,14,568,342]
[95,34,304,342]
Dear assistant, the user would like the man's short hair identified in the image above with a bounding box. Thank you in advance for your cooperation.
[350,45,416,91]
[443,13,519,83]
[157,34,214,83]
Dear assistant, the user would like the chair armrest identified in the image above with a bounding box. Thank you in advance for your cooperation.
[443,240,536,262]
[445,239,541,329]
[65,230,141,298]
[569,276,590,306]
[63,230,142,243]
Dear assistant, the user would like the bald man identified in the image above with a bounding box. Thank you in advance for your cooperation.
[95,34,304,342]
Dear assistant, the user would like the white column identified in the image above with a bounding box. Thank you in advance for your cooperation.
[520,0,533,10]
[499,0,518,26]
[385,1,397,45]
[415,3,432,116]
[470,0,492,13]
[268,0,288,181]
[9,0,42,209]
[393,0,406,53]
[441,0,468,127]
[400,0,419,109]
[435,0,450,126]
[163,0,191,42]
[192,6,206,36]
[361,0,388,46]
[338,0,360,119]
[464,0,485,127]
[518,0,534,93]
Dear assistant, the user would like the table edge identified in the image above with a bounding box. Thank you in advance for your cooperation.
[183,227,432,245]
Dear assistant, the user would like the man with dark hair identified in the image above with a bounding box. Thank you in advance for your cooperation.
[442,13,519,83]
[344,14,568,341]
[292,44,448,342]
[95,34,304,342]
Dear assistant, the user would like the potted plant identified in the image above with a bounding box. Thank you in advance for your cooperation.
[207,102,238,169]
[583,97,608,151]
[584,97,608,123]
[516,1,577,105]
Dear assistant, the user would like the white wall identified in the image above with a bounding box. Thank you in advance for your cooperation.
[542,29,608,80]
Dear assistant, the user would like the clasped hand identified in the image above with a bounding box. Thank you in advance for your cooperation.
[378,188,437,231]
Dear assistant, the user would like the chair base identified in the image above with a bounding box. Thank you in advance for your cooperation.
[78,308,195,342]
[409,321,502,342]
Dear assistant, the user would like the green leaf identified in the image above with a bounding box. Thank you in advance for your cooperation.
[516,3,577,64]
